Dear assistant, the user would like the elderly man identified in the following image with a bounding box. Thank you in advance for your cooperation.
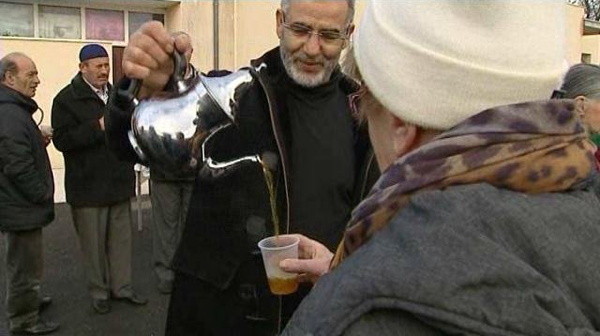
[280,1,600,335]
[51,44,146,315]
[105,0,378,334]
[0,52,58,335]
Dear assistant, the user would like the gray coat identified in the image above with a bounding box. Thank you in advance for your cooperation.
[283,175,600,335]
[0,85,54,232]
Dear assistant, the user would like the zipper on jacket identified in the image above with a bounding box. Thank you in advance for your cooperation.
[251,64,292,235]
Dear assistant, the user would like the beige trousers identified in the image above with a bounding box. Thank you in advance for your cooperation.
[71,200,133,300]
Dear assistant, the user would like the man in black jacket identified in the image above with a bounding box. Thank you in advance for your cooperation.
[51,44,146,315]
[0,52,59,335]
[106,1,378,334]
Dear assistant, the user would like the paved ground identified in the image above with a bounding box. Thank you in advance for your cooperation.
[0,198,170,336]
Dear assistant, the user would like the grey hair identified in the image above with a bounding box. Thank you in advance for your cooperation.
[0,52,28,83]
[560,63,600,100]
[341,43,360,82]
[281,0,356,24]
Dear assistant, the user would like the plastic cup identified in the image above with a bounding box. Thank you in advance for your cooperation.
[257,235,299,295]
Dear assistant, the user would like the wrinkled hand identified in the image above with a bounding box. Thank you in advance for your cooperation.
[42,135,51,147]
[279,234,334,284]
[122,21,193,98]
[39,125,52,147]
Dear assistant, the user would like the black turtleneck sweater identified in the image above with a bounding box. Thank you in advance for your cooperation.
[283,70,356,250]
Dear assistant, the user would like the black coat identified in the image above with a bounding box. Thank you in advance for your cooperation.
[106,47,379,334]
[52,73,134,207]
[0,85,54,232]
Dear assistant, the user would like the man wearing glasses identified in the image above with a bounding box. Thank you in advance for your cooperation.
[105,1,378,334]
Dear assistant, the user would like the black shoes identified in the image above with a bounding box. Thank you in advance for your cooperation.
[10,297,58,334]
[11,319,60,335]
[92,298,110,314]
[114,292,148,306]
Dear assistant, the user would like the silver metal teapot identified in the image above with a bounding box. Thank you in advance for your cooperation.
[127,52,261,175]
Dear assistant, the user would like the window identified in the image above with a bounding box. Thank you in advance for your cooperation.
[39,5,81,39]
[582,53,592,64]
[86,8,124,41]
[0,2,34,37]
[129,12,164,36]
[0,4,164,41]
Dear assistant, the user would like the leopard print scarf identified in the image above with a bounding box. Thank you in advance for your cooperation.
[332,100,597,267]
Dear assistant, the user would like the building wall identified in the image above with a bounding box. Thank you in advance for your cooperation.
[166,1,214,71]
[566,4,585,65]
[582,35,600,64]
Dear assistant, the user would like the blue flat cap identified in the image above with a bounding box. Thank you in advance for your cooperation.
[79,44,108,62]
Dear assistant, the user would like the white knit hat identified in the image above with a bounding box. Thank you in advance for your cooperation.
[355,1,566,130]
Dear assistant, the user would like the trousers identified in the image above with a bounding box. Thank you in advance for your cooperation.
[71,200,133,299]
[4,228,43,330]
[150,180,193,284]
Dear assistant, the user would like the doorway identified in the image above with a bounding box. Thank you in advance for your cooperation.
[112,46,125,83]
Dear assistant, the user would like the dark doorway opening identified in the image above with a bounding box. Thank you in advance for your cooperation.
[112,46,125,83]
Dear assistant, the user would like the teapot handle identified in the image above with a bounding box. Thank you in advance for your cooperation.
[126,50,188,97]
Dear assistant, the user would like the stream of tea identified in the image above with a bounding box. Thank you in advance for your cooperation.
[260,157,298,295]
[260,158,279,238]
[259,157,298,333]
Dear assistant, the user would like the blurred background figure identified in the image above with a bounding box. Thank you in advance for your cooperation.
[0,52,58,335]
[51,44,146,315]
[149,164,194,295]
[281,1,600,334]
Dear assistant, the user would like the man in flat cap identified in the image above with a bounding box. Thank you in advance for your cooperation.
[51,44,146,314]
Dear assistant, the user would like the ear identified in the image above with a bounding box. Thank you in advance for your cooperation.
[79,62,86,73]
[3,71,15,86]
[276,9,284,39]
[574,95,586,118]
[390,114,418,158]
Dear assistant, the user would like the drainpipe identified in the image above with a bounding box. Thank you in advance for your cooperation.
[213,0,219,69]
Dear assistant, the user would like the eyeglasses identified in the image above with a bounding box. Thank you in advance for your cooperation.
[281,16,349,46]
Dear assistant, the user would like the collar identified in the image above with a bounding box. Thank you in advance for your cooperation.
[82,75,107,95]
[0,84,39,114]
[78,73,109,103]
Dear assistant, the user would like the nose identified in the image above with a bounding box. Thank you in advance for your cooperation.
[302,33,321,57]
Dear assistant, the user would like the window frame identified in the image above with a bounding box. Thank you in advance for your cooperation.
[37,4,82,39]
[0,1,35,38]
[0,1,166,44]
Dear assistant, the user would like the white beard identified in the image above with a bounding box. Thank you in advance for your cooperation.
[280,46,338,88]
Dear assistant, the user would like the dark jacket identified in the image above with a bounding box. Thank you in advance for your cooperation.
[0,85,54,232]
[106,47,379,334]
[283,177,600,335]
[52,73,134,207]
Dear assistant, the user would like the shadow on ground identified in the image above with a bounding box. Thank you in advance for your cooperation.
[0,198,170,336]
